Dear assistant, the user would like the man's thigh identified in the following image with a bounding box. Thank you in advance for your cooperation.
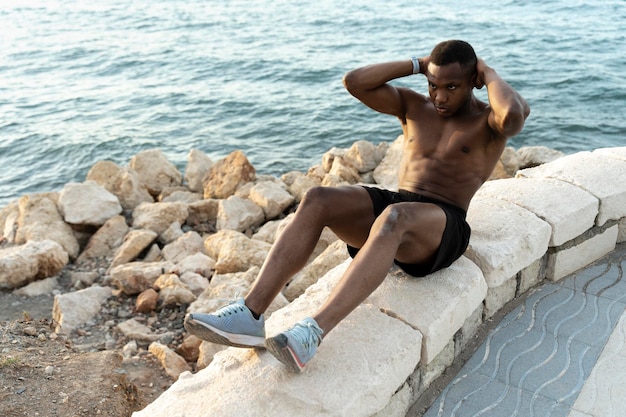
[393,202,447,265]
[313,185,377,249]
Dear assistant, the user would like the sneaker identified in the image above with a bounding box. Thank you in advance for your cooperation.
[184,298,266,348]
[265,317,323,372]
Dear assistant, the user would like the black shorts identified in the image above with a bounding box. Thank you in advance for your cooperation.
[347,186,471,277]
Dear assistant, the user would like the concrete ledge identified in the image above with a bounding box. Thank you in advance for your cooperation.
[134,148,626,417]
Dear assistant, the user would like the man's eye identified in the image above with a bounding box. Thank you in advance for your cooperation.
[448,85,457,90]
[429,83,437,89]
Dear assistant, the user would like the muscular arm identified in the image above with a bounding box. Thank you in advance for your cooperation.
[476,59,530,139]
[342,60,423,120]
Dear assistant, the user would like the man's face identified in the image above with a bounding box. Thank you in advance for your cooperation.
[426,62,474,117]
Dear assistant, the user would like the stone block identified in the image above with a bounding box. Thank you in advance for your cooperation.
[475,178,598,246]
[547,225,618,281]
[421,339,455,389]
[366,256,487,365]
[483,276,517,319]
[465,196,551,288]
[135,304,422,417]
[455,303,484,354]
[517,151,626,226]
[518,255,546,295]
[618,217,626,244]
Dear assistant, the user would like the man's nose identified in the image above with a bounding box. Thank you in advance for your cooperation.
[435,90,448,103]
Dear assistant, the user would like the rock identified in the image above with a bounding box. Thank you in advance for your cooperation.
[149,342,191,381]
[154,274,196,306]
[116,318,165,345]
[109,229,158,269]
[203,150,256,199]
[196,341,227,370]
[0,200,19,243]
[329,156,361,183]
[0,240,69,289]
[52,285,112,333]
[517,145,565,169]
[86,160,153,210]
[204,230,271,274]
[321,147,346,172]
[252,219,282,244]
[109,261,176,295]
[248,181,295,219]
[129,149,183,196]
[185,149,214,192]
[216,195,265,232]
[143,244,162,262]
[69,271,99,288]
[186,199,219,228]
[14,276,59,296]
[173,253,216,279]
[76,215,129,265]
[179,271,210,296]
[162,231,205,263]
[373,135,403,190]
[159,221,184,245]
[132,202,189,235]
[58,181,122,226]
[280,171,321,203]
[161,191,202,204]
[344,140,383,173]
[284,240,349,301]
[15,194,80,259]
[136,288,159,313]
[176,335,202,363]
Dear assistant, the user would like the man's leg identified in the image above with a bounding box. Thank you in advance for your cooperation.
[185,186,376,349]
[313,201,447,334]
[245,185,376,315]
[265,201,447,371]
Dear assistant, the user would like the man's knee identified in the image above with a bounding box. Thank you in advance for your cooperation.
[376,205,407,236]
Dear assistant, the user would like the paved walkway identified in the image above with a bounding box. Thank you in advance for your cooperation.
[423,243,626,417]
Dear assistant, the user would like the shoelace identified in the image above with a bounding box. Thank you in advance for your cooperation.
[215,297,245,317]
[289,320,323,350]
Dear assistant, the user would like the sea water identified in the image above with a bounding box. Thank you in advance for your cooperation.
[1,0,625,208]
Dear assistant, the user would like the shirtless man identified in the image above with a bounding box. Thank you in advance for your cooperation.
[185,40,530,372]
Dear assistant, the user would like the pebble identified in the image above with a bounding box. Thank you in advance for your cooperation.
[23,326,38,336]
[44,365,54,376]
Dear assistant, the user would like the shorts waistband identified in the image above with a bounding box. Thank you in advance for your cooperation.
[398,189,467,217]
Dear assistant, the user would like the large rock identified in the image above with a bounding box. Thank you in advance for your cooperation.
[132,202,189,235]
[15,194,79,259]
[517,145,565,169]
[373,135,403,190]
[517,151,626,226]
[129,149,183,196]
[0,200,19,243]
[109,261,176,295]
[203,150,256,199]
[76,215,129,264]
[280,171,321,203]
[248,181,295,219]
[109,229,158,269]
[185,149,213,193]
[162,231,205,263]
[52,285,112,333]
[203,230,271,274]
[149,342,192,381]
[155,274,197,306]
[0,240,69,289]
[216,196,265,232]
[344,140,384,174]
[284,240,349,301]
[173,252,216,279]
[58,181,122,226]
[87,160,153,210]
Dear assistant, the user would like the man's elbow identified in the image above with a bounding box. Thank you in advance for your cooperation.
[342,71,359,94]
[497,106,528,138]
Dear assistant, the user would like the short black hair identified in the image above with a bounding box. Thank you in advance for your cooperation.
[430,40,477,76]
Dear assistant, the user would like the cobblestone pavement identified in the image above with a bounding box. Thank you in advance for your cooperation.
[424,243,626,417]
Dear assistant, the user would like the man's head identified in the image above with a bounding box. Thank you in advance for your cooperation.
[426,40,478,117]
[430,40,477,79]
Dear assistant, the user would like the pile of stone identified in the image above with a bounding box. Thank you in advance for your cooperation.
[0,136,562,380]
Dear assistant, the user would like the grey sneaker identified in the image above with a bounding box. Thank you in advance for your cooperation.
[265,317,323,372]
[184,298,266,348]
